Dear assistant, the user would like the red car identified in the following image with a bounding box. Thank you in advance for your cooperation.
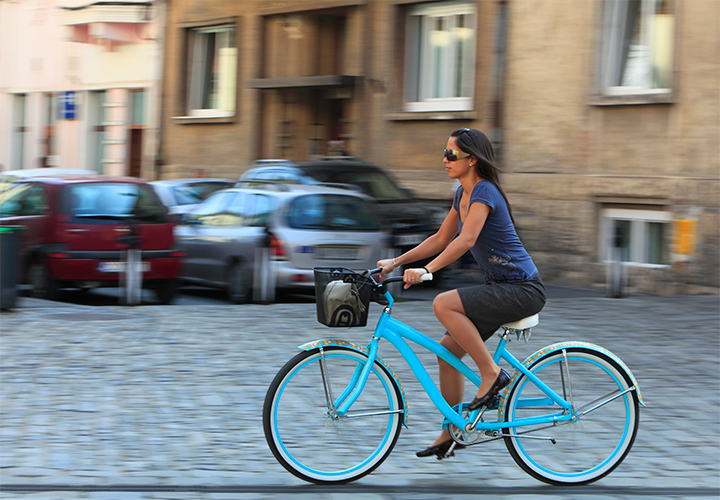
[0,175,183,303]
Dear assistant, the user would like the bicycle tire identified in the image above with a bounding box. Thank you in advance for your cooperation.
[263,346,404,484]
[503,347,639,485]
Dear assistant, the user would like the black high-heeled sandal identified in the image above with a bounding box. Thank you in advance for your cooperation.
[416,438,465,459]
[467,369,510,411]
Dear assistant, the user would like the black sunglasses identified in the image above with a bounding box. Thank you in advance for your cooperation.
[443,149,471,161]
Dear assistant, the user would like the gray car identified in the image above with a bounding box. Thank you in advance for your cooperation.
[239,157,446,252]
[174,184,390,303]
[150,178,235,215]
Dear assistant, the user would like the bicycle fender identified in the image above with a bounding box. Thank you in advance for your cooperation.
[497,341,644,422]
[298,339,408,426]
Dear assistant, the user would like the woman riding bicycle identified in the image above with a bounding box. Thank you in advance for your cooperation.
[378,128,546,459]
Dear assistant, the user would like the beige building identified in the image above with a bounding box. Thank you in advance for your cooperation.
[0,0,167,178]
[159,0,719,294]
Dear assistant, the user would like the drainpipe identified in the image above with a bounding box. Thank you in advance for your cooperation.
[491,0,508,162]
[152,0,168,180]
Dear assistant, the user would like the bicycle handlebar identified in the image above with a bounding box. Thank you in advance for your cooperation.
[368,268,433,286]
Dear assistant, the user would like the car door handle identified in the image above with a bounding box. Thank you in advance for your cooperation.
[67,229,88,233]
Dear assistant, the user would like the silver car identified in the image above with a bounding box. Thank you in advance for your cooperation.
[150,178,235,215]
[174,184,390,303]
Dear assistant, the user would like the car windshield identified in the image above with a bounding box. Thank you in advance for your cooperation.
[172,182,231,205]
[286,194,380,231]
[66,183,168,223]
[302,167,410,202]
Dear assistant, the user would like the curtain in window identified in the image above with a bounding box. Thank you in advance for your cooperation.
[601,0,673,92]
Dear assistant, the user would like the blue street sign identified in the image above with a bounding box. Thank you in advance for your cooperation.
[59,91,77,120]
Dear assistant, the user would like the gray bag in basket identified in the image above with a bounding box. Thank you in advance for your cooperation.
[323,280,366,327]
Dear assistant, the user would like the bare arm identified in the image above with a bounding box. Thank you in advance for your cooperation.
[424,202,489,274]
[378,202,490,287]
[378,207,458,275]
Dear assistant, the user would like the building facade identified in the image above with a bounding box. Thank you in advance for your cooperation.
[158,0,505,182]
[0,0,166,178]
[502,0,719,294]
[137,0,720,293]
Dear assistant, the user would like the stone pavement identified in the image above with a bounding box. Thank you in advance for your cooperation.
[0,286,719,500]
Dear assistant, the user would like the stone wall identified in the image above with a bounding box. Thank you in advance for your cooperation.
[158,0,719,294]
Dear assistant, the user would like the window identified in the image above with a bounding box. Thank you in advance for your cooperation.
[187,191,237,226]
[128,90,146,177]
[43,93,58,166]
[186,24,237,117]
[130,90,146,126]
[304,168,410,201]
[11,94,26,170]
[87,90,105,172]
[171,182,233,206]
[599,0,674,96]
[239,194,274,227]
[68,183,168,223]
[404,1,477,112]
[601,208,671,265]
[287,195,380,231]
[0,183,48,217]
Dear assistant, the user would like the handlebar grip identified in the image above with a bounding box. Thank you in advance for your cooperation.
[420,273,433,281]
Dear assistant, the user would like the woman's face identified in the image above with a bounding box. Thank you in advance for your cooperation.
[444,137,472,179]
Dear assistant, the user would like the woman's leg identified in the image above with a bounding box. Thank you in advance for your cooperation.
[426,333,466,446]
[433,290,501,400]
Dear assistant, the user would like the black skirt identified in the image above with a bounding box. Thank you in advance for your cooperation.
[455,275,546,341]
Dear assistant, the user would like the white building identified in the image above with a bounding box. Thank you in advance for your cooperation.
[0,0,165,178]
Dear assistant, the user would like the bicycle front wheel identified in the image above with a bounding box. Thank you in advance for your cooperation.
[503,347,639,485]
[263,346,404,484]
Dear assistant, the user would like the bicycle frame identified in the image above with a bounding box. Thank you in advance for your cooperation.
[333,289,573,433]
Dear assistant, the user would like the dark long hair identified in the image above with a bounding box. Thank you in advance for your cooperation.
[451,128,515,224]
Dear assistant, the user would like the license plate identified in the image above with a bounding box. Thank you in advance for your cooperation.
[394,233,424,246]
[316,246,359,260]
[97,261,150,273]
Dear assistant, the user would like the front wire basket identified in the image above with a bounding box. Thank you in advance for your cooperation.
[314,268,375,327]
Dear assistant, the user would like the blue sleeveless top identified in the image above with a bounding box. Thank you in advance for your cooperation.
[453,181,538,283]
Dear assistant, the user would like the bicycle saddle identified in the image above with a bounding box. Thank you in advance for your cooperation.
[502,314,539,330]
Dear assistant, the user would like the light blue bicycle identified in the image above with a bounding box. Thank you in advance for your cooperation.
[263,268,642,485]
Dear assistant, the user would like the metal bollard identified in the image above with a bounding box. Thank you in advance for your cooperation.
[125,248,143,305]
[253,226,276,303]
[118,225,143,306]
[607,227,628,298]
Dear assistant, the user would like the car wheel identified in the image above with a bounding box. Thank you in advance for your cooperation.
[28,259,60,301]
[227,262,252,304]
[153,279,176,305]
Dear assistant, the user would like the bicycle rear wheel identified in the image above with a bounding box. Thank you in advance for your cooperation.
[263,346,404,484]
[503,347,639,485]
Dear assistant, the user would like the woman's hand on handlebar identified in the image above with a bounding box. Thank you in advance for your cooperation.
[376,258,396,277]
[402,268,429,289]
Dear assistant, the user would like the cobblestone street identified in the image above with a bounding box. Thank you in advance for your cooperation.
[1,288,719,499]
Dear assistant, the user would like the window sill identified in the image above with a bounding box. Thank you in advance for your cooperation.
[385,110,477,121]
[172,115,236,125]
[590,90,675,106]
[600,261,670,269]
